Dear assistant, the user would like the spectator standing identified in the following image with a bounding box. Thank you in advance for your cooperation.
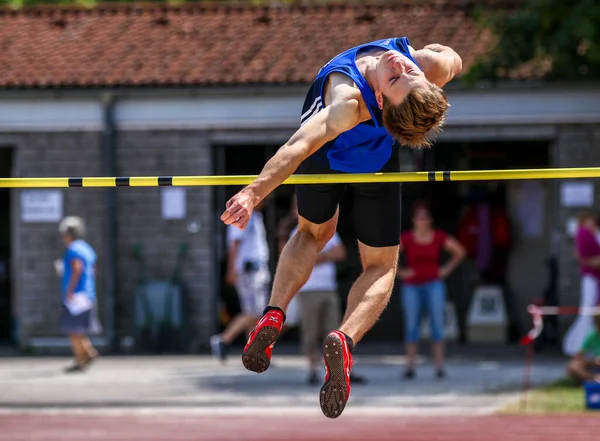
[211,203,270,361]
[290,225,366,385]
[564,211,600,356]
[58,216,102,373]
[397,201,465,379]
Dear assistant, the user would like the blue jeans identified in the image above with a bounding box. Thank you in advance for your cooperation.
[401,279,446,343]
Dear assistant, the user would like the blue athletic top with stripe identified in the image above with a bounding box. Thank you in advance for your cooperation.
[300,37,420,173]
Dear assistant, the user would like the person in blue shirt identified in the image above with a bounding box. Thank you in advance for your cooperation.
[221,37,462,418]
[58,216,102,373]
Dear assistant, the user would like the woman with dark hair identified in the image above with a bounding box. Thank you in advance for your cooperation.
[397,201,465,379]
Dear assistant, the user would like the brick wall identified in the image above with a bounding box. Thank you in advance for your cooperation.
[9,130,215,349]
[9,132,106,344]
[115,131,214,346]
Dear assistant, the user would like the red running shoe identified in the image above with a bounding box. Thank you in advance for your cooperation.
[320,330,353,419]
[242,309,284,373]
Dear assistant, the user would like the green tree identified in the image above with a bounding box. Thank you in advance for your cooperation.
[465,0,600,82]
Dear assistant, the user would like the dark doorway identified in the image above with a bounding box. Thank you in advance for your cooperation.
[392,140,551,344]
[0,148,13,344]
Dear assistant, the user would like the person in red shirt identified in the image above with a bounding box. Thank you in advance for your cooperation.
[397,201,465,379]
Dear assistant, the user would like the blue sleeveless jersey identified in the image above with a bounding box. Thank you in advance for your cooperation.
[300,37,420,173]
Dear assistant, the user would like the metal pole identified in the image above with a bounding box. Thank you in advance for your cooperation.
[101,93,118,353]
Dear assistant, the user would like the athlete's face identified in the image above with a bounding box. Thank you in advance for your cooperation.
[375,50,427,108]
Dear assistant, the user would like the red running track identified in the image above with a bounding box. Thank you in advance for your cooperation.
[1,413,599,441]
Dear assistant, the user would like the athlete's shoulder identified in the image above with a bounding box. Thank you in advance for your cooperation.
[323,72,363,105]
[411,44,463,87]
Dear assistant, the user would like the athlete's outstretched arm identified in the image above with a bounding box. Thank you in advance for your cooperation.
[221,89,360,229]
[412,44,462,88]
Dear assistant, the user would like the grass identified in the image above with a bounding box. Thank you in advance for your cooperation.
[500,377,595,414]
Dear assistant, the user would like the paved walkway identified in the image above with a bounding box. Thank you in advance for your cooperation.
[0,352,567,415]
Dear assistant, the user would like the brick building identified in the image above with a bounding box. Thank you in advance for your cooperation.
[0,3,599,352]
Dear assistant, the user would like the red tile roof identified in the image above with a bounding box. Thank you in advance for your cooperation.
[0,2,497,89]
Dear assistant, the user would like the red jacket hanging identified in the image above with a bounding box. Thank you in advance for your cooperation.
[457,205,511,260]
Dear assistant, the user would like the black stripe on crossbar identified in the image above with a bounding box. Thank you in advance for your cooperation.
[428,171,435,182]
[116,177,130,187]
[158,176,173,186]
[68,177,83,187]
[443,171,451,181]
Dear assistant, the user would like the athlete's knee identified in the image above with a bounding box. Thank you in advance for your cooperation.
[298,213,338,250]
[362,264,397,289]
[358,243,399,273]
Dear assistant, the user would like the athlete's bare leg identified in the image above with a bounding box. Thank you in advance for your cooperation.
[241,211,339,373]
[319,242,398,419]
[268,210,339,311]
[339,242,399,343]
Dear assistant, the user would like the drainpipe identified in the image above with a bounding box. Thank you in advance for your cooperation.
[101,93,118,353]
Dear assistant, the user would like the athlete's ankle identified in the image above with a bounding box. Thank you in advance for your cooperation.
[337,330,355,353]
[263,306,286,323]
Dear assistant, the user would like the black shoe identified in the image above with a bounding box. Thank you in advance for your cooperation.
[436,369,446,379]
[64,363,85,374]
[402,368,415,380]
[308,371,319,385]
[210,335,228,362]
[350,372,367,384]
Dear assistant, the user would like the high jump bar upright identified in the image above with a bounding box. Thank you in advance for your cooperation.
[2,166,600,188]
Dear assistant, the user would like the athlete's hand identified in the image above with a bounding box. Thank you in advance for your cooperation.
[221,189,257,229]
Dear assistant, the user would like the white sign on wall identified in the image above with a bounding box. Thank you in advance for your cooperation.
[20,190,63,222]
[161,187,186,220]
[561,181,594,207]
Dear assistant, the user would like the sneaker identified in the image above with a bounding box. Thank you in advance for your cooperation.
[308,371,320,386]
[210,335,227,362]
[319,330,353,419]
[436,368,446,379]
[241,309,284,373]
[64,363,85,374]
[402,368,415,380]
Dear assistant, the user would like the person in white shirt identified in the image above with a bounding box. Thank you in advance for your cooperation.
[291,226,366,385]
[211,206,270,361]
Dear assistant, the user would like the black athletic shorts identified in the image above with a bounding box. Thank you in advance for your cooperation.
[295,147,400,248]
